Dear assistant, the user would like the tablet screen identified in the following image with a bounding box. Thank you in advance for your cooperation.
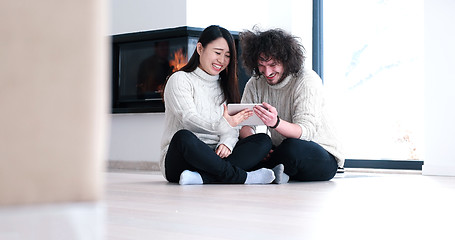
[227,104,265,126]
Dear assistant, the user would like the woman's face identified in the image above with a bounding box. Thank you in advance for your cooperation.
[197,37,231,76]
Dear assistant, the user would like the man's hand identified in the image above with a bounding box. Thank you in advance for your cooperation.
[262,149,274,162]
[255,102,303,138]
[253,102,279,127]
[239,126,255,139]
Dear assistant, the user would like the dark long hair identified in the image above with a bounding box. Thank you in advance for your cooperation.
[240,27,305,78]
[177,25,240,104]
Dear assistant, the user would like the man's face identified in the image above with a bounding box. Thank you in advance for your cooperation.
[257,54,284,85]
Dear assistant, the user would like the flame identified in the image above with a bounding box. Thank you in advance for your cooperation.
[169,48,187,72]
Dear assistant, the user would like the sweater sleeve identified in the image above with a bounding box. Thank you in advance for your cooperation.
[292,71,323,141]
[240,78,258,132]
[217,123,239,151]
[241,78,257,103]
[164,72,232,135]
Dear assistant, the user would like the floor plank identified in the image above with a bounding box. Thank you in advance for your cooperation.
[105,170,455,240]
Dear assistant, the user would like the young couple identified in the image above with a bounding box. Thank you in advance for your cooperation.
[160,25,344,185]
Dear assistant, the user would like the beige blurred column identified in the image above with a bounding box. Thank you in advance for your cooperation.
[0,0,109,239]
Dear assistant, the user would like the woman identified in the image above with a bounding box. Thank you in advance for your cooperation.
[160,25,278,185]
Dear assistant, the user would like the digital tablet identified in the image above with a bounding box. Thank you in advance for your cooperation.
[227,103,265,126]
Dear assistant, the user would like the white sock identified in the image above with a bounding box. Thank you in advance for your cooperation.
[179,170,203,185]
[245,168,275,184]
[272,164,289,184]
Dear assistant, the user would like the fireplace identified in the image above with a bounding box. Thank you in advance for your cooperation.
[111,26,249,113]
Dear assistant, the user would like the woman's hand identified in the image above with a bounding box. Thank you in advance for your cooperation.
[223,104,253,127]
[253,102,279,127]
[215,144,231,158]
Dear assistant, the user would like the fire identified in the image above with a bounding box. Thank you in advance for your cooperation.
[169,48,187,73]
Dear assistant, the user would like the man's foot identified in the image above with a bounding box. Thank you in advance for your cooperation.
[272,164,289,184]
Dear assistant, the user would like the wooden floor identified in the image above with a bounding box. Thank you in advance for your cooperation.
[105,170,455,240]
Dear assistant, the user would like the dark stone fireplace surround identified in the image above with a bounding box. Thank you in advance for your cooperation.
[111,26,249,114]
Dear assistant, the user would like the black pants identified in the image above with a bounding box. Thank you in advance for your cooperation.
[256,138,338,181]
[164,130,272,184]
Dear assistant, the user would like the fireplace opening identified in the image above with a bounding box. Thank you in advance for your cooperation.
[111,26,249,113]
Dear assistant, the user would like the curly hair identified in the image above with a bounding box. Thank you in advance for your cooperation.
[240,27,305,78]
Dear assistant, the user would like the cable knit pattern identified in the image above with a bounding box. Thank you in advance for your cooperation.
[241,69,345,167]
[160,67,238,178]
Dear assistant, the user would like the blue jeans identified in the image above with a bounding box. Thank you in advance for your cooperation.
[256,138,338,181]
[164,130,272,184]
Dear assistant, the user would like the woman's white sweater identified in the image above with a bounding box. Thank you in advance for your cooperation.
[160,67,238,178]
[241,69,344,167]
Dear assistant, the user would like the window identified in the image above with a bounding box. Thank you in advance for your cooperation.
[321,0,424,166]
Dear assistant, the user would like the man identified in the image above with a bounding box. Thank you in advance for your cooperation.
[239,28,344,183]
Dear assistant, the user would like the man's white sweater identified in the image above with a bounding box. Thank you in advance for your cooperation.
[241,69,344,167]
[160,67,238,178]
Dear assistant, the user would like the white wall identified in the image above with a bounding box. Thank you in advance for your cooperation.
[422,0,455,176]
[109,113,165,162]
[186,0,313,67]
[110,0,187,35]
[108,0,313,166]
[109,0,188,166]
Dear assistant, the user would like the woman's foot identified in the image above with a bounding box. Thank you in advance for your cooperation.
[245,168,275,184]
[179,170,203,185]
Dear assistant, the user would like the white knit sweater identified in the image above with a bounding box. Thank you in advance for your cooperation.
[160,67,238,178]
[241,69,344,167]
